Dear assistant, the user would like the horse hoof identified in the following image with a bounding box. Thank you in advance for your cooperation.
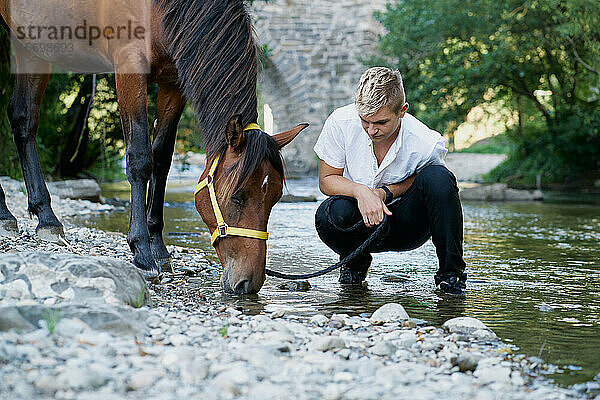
[36,225,65,243]
[134,254,161,278]
[0,219,18,237]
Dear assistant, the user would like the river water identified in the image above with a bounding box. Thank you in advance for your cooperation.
[71,170,600,387]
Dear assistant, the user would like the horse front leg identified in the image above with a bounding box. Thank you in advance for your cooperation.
[0,184,18,237]
[8,47,63,242]
[147,84,185,270]
[115,72,158,275]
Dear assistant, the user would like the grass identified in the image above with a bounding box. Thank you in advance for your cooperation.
[135,286,147,308]
[455,133,512,154]
[217,325,228,337]
[42,308,63,334]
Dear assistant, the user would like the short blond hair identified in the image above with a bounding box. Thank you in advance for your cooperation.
[355,67,406,117]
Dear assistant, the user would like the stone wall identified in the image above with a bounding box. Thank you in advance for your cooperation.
[252,0,387,175]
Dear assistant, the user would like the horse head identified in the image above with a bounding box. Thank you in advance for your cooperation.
[195,115,308,294]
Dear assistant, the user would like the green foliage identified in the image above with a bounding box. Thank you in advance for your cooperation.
[135,286,147,308]
[456,134,513,154]
[374,0,600,184]
[217,325,228,337]
[42,308,63,335]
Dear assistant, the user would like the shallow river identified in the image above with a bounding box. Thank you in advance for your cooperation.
[72,172,600,387]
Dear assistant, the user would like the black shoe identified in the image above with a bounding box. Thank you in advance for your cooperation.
[437,276,466,295]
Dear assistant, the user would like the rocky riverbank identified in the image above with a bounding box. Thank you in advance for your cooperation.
[0,178,593,399]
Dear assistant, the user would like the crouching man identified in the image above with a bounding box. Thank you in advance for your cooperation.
[314,67,467,294]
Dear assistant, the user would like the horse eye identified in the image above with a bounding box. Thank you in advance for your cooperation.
[230,195,244,206]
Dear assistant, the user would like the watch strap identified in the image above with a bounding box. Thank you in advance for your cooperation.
[380,185,393,204]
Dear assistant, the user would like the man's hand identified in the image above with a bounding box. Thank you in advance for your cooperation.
[354,185,392,227]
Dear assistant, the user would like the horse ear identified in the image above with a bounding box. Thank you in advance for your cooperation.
[226,114,245,151]
[272,123,309,149]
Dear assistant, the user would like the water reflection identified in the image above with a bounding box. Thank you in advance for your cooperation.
[70,177,600,386]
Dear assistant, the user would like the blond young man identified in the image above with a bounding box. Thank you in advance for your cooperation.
[314,67,467,294]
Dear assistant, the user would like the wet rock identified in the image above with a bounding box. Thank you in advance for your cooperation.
[277,280,311,291]
[369,303,409,324]
[380,274,411,283]
[537,302,555,312]
[442,317,492,335]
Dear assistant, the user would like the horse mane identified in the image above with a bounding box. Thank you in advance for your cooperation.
[156,0,259,158]
[217,130,285,201]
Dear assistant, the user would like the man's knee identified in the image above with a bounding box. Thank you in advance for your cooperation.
[417,165,458,198]
[316,195,361,233]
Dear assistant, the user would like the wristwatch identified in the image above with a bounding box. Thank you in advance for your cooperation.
[379,185,393,204]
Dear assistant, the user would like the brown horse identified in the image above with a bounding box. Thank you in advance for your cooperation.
[0,0,307,294]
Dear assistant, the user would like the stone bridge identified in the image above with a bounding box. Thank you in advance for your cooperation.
[252,0,388,175]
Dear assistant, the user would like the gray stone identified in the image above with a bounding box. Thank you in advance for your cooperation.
[0,252,149,308]
[35,374,63,392]
[128,369,162,390]
[169,334,188,346]
[453,353,479,372]
[369,303,409,324]
[310,336,346,352]
[54,317,88,338]
[56,364,111,389]
[475,365,512,385]
[180,360,210,385]
[47,179,102,202]
[310,314,329,326]
[472,329,498,340]
[0,304,147,335]
[398,332,417,349]
[370,341,396,357]
[459,183,543,201]
[442,317,492,335]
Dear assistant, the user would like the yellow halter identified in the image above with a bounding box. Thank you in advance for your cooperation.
[194,123,269,246]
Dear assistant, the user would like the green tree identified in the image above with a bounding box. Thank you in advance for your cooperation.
[374,0,600,184]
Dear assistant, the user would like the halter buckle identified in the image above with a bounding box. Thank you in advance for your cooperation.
[217,224,228,238]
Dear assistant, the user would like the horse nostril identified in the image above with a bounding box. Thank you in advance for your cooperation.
[234,279,250,294]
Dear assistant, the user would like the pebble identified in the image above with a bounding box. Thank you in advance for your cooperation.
[310,314,329,326]
[310,336,346,352]
[370,341,396,357]
[370,303,409,324]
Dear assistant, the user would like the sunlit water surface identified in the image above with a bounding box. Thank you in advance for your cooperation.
[71,172,600,386]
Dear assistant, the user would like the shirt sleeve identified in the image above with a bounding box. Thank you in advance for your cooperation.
[416,134,447,172]
[313,115,346,169]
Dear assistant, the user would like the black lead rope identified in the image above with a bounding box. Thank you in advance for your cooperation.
[265,215,389,280]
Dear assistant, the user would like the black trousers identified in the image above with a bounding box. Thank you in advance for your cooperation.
[315,165,467,284]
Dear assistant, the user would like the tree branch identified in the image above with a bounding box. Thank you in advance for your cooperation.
[569,37,599,75]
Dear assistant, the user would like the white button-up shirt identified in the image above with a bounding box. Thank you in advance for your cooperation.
[314,103,447,189]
